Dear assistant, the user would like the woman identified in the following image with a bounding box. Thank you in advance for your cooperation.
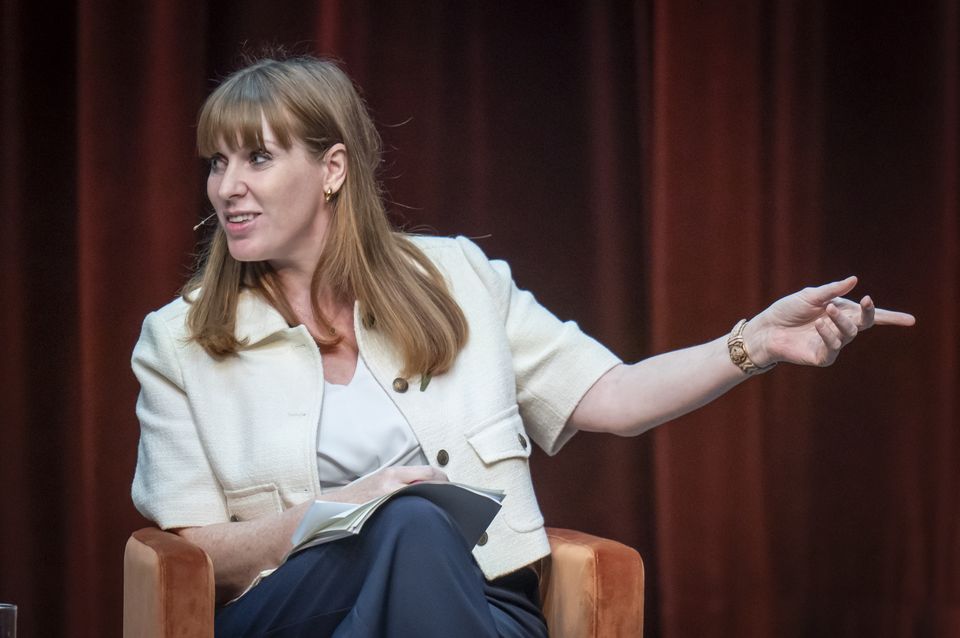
[131,56,914,637]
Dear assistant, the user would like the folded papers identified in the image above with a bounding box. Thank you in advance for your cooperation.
[290,481,505,554]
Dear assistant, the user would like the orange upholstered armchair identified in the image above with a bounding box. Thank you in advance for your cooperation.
[123,526,643,637]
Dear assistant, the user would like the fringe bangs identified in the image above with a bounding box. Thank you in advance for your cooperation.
[197,70,297,156]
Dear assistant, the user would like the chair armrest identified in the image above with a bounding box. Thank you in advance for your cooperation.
[123,527,215,638]
[122,525,643,638]
[542,527,644,638]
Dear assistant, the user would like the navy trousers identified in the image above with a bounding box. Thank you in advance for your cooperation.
[215,495,549,637]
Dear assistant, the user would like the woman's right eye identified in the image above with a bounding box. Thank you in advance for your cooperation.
[208,155,226,173]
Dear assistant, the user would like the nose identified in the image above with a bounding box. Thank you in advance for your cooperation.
[216,163,248,201]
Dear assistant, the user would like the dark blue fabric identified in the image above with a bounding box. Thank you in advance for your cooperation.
[215,495,548,637]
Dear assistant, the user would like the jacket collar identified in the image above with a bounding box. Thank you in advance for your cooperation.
[235,291,294,345]
[234,291,381,355]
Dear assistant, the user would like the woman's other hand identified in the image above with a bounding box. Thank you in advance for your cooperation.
[326,465,449,504]
[743,276,916,368]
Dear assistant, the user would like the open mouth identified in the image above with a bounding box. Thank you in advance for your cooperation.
[225,213,259,223]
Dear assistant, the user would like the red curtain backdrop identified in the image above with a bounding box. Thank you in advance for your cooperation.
[1,2,956,636]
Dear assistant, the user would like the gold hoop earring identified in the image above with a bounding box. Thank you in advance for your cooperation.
[324,187,335,203]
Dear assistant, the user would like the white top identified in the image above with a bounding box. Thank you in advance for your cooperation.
[317,356,428,491]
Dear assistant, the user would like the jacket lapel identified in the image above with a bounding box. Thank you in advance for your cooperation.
[354,305,447,452]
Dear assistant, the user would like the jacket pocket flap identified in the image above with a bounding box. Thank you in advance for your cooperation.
[465,405,532,464]
[223,483,282,522]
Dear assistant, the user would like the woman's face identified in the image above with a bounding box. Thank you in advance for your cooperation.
[206,118,335,276]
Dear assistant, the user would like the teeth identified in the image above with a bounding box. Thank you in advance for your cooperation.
[227,213,256,223]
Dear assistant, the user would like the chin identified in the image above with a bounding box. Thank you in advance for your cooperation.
[228,253,268,264]
[225,242,267,263]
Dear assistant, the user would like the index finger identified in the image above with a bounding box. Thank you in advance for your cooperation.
[873,308,916,326]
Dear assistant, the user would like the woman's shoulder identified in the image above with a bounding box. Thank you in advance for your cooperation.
[137,296,192,344]
[146,294,191,323]
[407,233,460,254]
[152,294,191,315]
[403,235,516,316]
[406,234,500,272]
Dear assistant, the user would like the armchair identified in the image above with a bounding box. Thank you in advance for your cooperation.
[124,526,643,637]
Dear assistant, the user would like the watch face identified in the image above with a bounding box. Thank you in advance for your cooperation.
[730,344,747,364]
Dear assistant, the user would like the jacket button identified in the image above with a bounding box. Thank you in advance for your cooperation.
[518,433,528,449]
[436,449,449,466]
[229,514,239,522]
[392,377,409,393]
[477,532,488,546]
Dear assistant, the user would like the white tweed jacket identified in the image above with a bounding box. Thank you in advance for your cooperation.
[131,235,621,580]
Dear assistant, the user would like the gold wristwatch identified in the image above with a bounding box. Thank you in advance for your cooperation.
[727,319,776,375]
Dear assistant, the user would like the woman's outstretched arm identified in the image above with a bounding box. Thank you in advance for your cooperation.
[569,276,916,436]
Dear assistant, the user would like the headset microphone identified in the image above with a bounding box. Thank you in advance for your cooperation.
[193,213,217,231]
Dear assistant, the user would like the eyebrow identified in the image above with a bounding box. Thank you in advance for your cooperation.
[256,138,285,152]
[208,135,283,154]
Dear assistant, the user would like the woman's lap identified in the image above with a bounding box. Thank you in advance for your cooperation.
[215,495,547,637]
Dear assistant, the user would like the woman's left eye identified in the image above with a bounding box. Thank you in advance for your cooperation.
[250,150,272,165]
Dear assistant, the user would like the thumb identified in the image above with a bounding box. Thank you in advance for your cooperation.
[805,275,858,305]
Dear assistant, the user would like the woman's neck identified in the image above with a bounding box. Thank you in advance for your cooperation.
[272,264,352,332]
[271,261,314,299]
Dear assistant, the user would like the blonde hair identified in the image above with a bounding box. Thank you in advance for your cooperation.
[185,56,467,377]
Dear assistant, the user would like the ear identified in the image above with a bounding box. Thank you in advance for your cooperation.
[321,143,348,194]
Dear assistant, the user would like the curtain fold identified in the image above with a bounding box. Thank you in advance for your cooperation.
[650,2,775,635]
[0,2,956,636]
[1,1,79,636]
[70,3,209,633]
